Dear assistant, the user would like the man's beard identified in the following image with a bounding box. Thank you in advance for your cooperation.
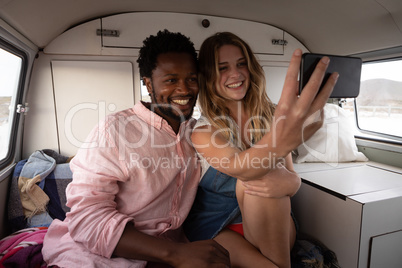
[151,88,194,122]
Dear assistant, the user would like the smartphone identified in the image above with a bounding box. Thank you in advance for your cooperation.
[299,53,362,98]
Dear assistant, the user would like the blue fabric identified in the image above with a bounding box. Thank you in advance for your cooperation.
[184,166,241,241]
[27,212,54,227]
[8,150,72,232]
[43,163,72,221]
[20,150,56,189]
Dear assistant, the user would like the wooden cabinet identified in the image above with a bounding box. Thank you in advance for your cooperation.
[292,162,402,268]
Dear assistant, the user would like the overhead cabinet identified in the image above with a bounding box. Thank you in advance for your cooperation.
[100,13,285,54]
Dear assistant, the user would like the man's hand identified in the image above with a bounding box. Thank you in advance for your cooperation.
[115,223,230,267]
[170,240,230,268]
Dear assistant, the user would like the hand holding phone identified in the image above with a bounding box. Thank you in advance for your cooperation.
[271,49,338,159]
[299,53,362,98]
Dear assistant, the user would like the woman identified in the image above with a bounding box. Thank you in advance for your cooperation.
[184,32,337,267]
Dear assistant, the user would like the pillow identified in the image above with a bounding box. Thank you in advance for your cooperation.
[295,103,368,163]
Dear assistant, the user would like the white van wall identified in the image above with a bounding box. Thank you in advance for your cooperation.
[23,56,137,157]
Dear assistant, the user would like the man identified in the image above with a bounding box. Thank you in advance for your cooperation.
[42,30,230,268]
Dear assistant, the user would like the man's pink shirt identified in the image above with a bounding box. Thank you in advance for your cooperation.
[42,102,201,267]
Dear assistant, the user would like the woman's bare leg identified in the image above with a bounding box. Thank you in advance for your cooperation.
[236,182,296,268]
[214,229,278,268]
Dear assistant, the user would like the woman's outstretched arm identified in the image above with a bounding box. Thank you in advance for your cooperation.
[192,49,338,180]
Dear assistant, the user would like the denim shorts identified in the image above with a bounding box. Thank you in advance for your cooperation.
[183,166,242,241]
[183,166,299,241]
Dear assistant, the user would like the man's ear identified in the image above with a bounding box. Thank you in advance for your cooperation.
[143,77,153,94]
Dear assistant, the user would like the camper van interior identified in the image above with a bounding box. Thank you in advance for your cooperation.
[0,0,401,267]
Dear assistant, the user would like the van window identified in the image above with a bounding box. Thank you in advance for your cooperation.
[141,82,151,102]
[343,58,402,140]
[0,45,23,162]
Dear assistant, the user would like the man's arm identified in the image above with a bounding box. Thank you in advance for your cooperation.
[114,222,231,268]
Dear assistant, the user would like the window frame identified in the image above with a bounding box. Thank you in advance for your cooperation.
[0,37,28,167]
[352,56,402,144]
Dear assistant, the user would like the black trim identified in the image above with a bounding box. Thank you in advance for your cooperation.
[351,46,402,60]
[302,178,347,200]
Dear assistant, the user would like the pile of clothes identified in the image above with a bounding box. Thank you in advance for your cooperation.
[1,150,72,268]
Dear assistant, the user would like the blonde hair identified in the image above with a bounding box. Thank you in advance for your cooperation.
[198,32,276,150]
